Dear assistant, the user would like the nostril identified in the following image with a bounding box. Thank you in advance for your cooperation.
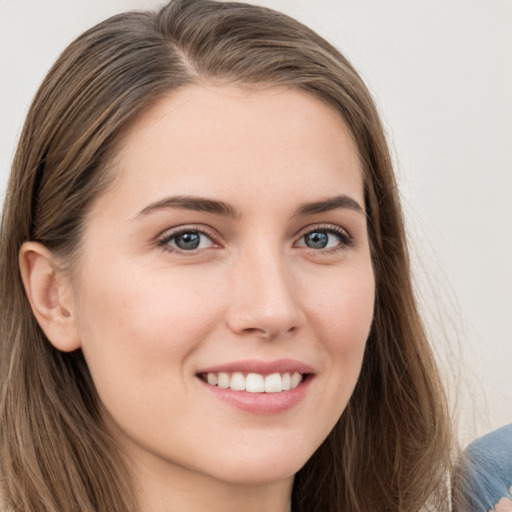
[242,327,261,334]
[240,325,298,338]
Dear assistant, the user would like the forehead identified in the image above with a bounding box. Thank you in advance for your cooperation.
[103,84,364,215]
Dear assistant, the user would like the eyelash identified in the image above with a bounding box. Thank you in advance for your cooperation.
[296,224,354,253]
[157,225,220,254]
[157,224,353,255]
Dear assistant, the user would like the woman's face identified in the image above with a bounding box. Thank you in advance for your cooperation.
[70,85,375,487]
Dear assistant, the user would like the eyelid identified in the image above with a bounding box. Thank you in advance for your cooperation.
[294,223,353,249]
[156,224,221,253]
[155,222,353,255]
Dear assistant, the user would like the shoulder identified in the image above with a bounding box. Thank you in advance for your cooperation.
[457,424,512,511]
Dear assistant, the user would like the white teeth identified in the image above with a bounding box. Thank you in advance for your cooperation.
[291,372,302,389]
[230,372,245,391]
[207,373,218,386]
[246,373,265,393]
[203,371,305,393]
[282,372,291,391]
[264,373,282,393]
[217,372,230,389]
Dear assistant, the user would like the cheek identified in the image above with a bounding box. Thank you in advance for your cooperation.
[306,263,374,399]
[298,264,374,444]
[75,266,223,393]
[308,264,375,352]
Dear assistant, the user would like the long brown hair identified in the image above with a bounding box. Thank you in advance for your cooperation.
[0,1,453,510]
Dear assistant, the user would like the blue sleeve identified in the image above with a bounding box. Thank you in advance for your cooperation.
[457,424,512,511]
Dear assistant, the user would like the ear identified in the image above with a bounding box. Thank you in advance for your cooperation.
[19,241,81,352]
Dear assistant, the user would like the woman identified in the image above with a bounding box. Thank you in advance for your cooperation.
[0,1,453,511]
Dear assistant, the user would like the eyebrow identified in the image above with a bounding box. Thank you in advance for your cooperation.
[137,195,240,218]
[292,195,364,217]
[136,194,364,219]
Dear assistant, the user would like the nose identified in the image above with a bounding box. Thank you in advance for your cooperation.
[225,247,305,340]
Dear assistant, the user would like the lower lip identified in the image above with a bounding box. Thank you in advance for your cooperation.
[198,376,313,414]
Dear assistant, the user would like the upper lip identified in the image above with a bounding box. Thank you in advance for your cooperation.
[197,359,315,375]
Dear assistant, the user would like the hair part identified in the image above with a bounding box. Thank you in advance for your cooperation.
[0,1,453,510]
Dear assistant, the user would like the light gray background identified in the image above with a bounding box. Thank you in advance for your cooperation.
[1,0,511,442]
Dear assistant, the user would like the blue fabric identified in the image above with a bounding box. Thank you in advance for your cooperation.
[459,424,512,511]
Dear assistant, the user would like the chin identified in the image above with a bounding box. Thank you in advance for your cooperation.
[201,445,311,486]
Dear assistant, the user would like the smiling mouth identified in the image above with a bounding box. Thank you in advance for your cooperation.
[198,371,307,393]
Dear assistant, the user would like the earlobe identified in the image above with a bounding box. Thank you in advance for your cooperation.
[19,241,81,352]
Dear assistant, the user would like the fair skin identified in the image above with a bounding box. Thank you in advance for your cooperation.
[20,85,375,512]
[494,491,512,512]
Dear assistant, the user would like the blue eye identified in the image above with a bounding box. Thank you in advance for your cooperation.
[304,231,330,249]
[297,228,350,250]
[160,229,215,252]
[173,232,201,250]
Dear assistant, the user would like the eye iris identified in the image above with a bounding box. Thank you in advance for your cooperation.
[305,231,329,249]
[175,232,201,250]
